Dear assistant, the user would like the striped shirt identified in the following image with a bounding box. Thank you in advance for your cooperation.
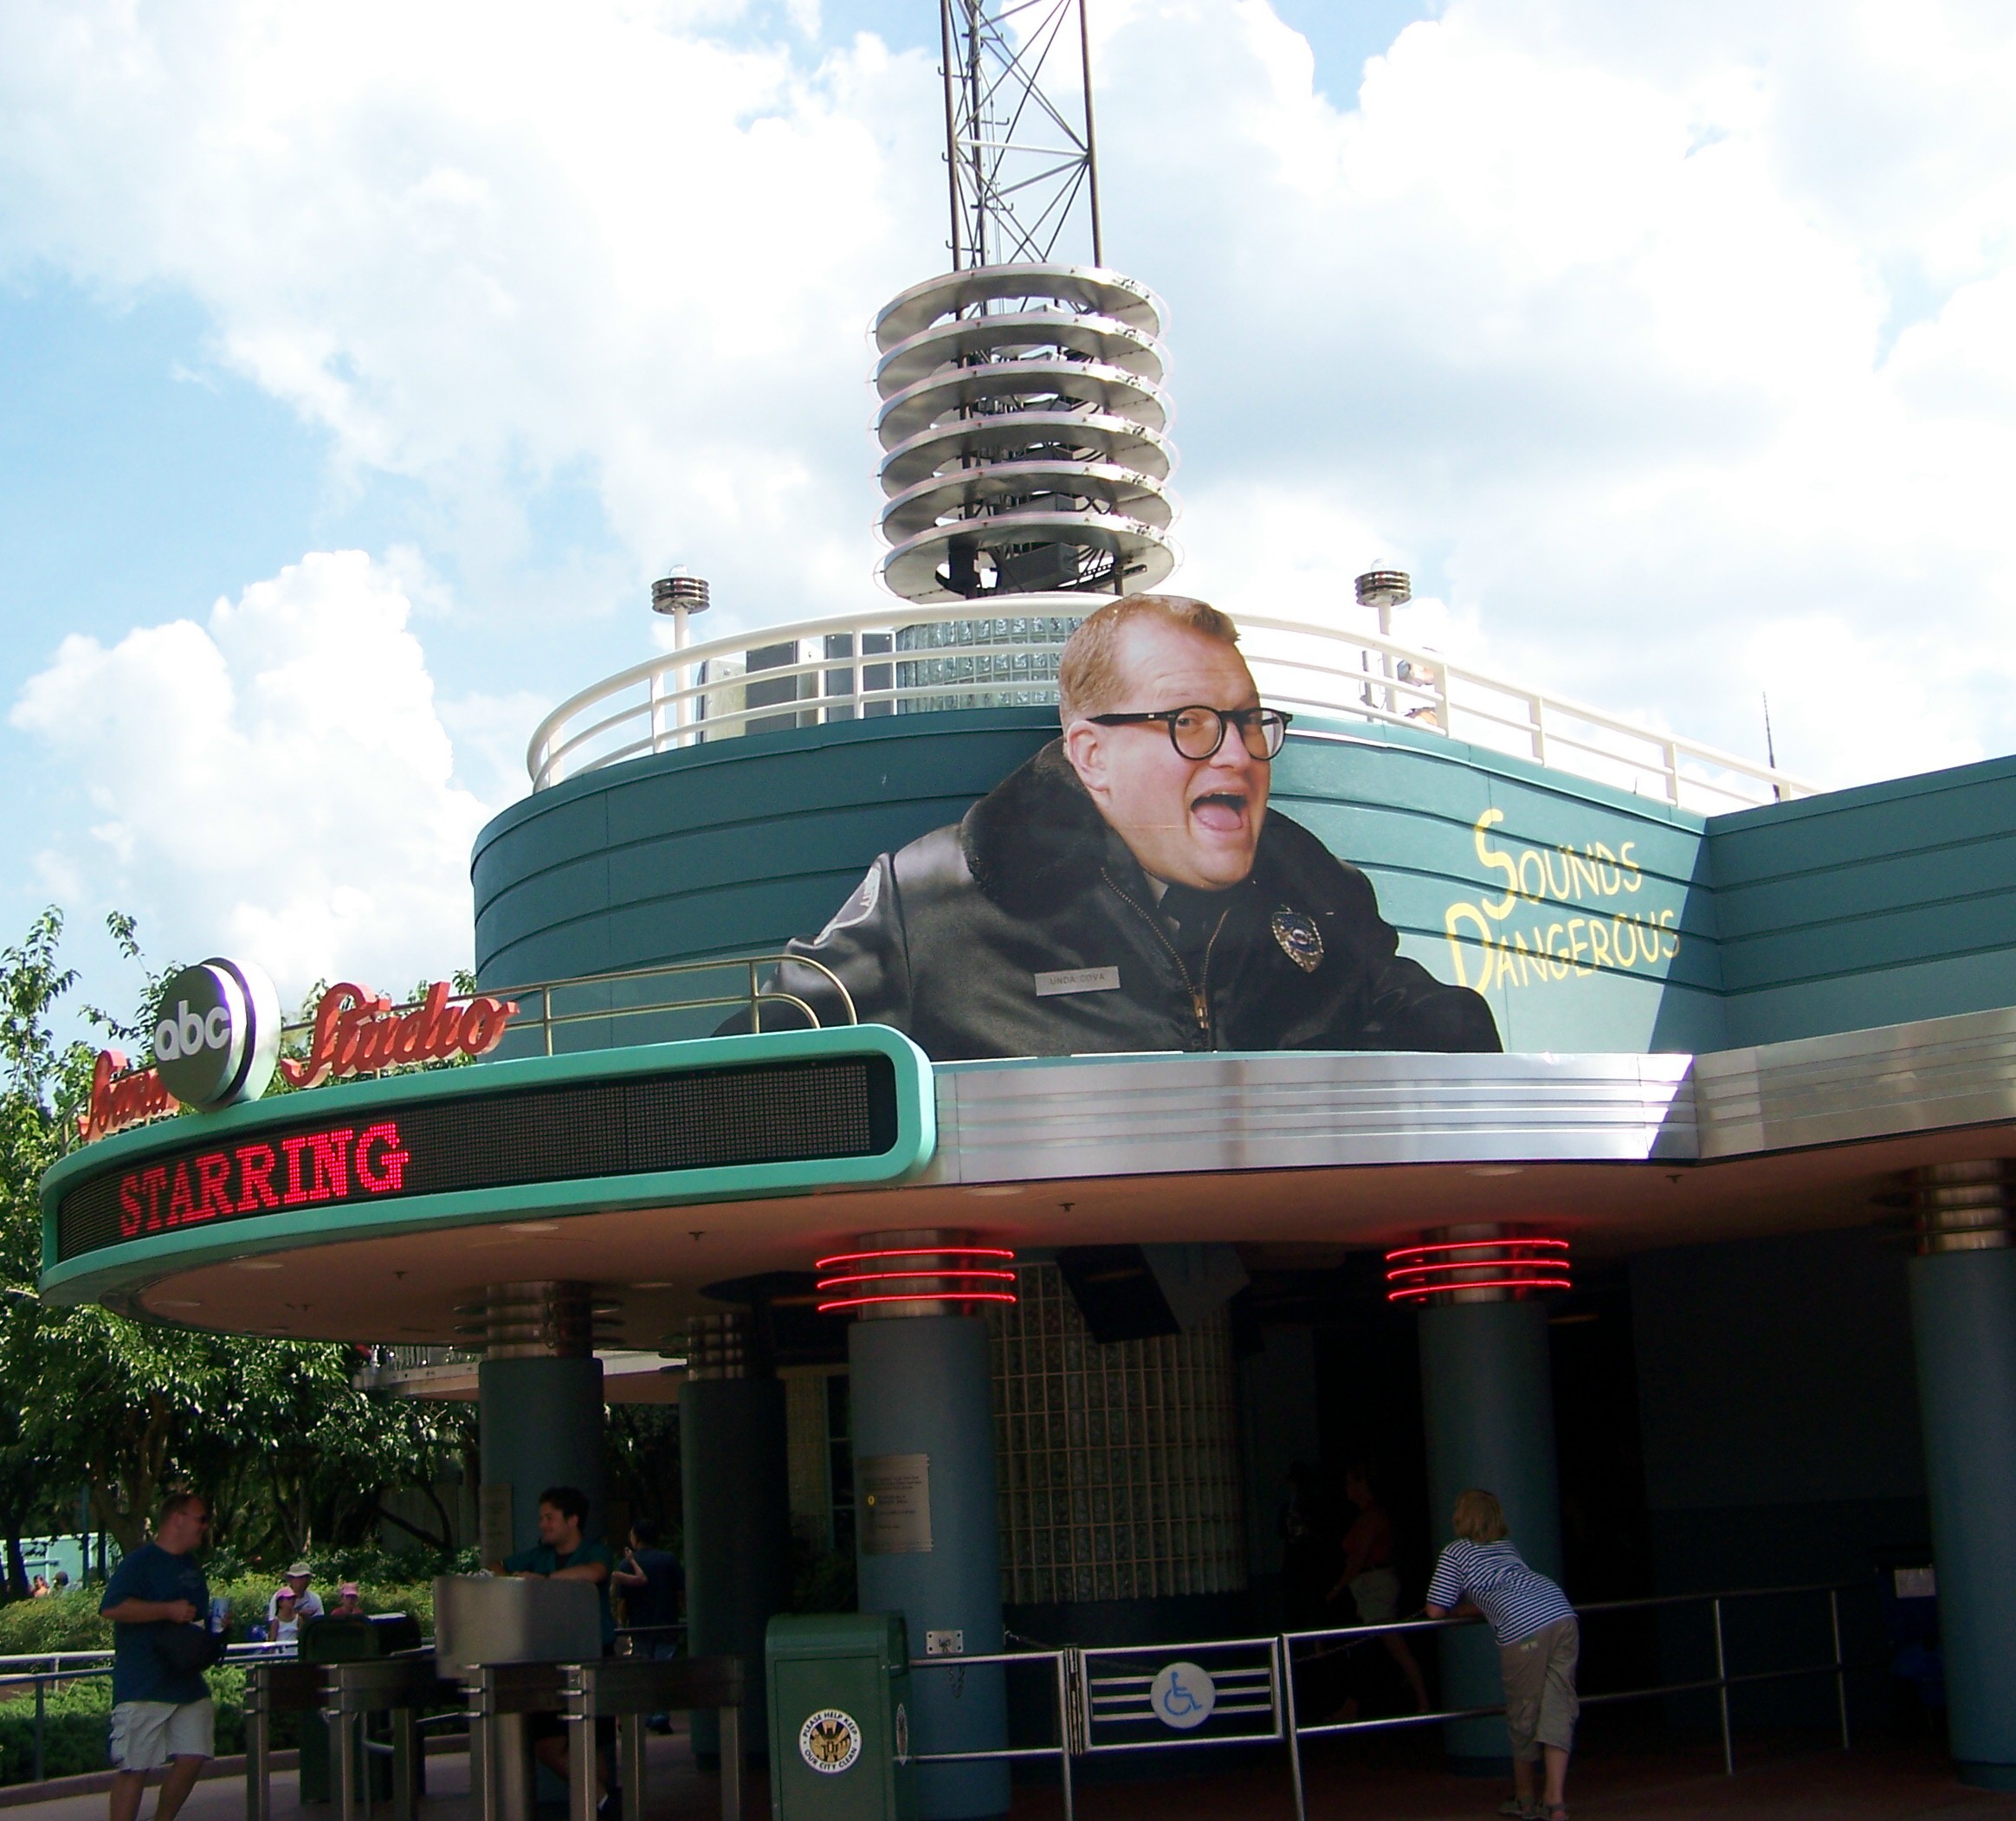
[1426,1539,1575,1646]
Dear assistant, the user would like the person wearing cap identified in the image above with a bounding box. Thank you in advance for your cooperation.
[266,1562,324,1629]
[332,1584,365,1618]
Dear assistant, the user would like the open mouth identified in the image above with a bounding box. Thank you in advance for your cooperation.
[1189,789,1249,833]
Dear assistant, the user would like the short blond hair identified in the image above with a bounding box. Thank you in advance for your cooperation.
[1056,594,1242,722]
[1451,1488,1508,1543]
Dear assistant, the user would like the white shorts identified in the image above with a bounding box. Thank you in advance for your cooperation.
[110,1698,216,1772]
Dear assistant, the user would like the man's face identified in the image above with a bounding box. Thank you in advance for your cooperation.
[286,1573,310,1596]
[537,1502,580,1550]
[1064,618,1270,890]
[157,1502,210,1555]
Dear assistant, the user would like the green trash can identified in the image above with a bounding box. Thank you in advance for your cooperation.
[766,1613,917,1821]
[295,1613,424,1805]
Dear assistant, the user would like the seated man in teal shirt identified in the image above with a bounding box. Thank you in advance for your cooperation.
[506,1486,617,1808]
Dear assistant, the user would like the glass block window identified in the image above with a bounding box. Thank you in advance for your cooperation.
[991,1262,1246,1605]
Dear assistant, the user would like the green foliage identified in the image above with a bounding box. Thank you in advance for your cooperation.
[0,909,479,1586]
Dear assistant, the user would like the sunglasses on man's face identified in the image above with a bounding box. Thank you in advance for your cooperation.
[1087,705,1292,761]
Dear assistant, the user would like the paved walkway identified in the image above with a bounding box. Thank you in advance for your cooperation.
[7,1732,2012,1820]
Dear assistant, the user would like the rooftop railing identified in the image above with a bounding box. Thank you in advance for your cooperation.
[527,597,1813,814]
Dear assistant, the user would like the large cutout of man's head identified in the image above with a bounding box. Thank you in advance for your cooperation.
[1057,595,1270,892]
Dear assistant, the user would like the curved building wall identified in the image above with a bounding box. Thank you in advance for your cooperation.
[474,708,1735,1054]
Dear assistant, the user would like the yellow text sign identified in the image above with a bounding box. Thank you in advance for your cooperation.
[1444,809,1680,991]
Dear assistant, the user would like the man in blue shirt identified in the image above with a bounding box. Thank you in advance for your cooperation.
[506,1486,617,1809]
[100,1493,213,1821]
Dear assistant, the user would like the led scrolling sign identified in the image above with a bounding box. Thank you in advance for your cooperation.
[55,1050,904,1267]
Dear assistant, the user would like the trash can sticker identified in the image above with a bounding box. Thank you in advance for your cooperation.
[895,1702,910,1764]
[1149,1662,1216,1730]
[799,1708,863,1773]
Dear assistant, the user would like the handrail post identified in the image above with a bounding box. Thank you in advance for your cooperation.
[649,668,666,755]
[1280,1635,1307,1821]
[1829,1587,1850,1750]
[1663,739,1682,807]
[1712,1597,1734,1776]
[34,1671,45,1784]
[1054,1650,1075,1821]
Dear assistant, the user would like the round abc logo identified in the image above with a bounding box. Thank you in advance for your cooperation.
[152,959,281,1112]
[798,1708,861,1775]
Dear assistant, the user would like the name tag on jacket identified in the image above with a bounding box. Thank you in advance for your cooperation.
[1033,966,1121,998]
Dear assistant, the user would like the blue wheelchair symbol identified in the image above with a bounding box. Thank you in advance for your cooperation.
[1149,1661,1217,1730]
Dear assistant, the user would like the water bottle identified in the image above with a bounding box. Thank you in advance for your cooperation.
[208,1595,231,1635]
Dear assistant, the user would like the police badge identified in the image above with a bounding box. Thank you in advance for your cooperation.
[1271,907,1325,973]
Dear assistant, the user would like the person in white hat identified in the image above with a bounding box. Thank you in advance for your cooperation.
[266,1562,324,1628]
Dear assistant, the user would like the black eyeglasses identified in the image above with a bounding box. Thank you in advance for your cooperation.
[1087,705,1292,761]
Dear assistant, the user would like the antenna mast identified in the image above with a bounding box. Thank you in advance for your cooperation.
[940,0,1104,269]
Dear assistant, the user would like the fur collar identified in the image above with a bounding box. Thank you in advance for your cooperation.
[960,738,1344,917]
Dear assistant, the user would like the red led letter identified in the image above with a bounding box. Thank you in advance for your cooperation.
[236,1144,279,1212]
[307,1128,355,1202]
[280,1134,313,1205]
[139,1165,169,1233]
[355,1122,410,1193]
[192,1153,234,1223]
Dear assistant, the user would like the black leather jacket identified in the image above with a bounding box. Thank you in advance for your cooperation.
[768,740,1500,1061]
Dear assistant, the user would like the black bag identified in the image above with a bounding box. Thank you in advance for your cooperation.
[155,1622,228,1675]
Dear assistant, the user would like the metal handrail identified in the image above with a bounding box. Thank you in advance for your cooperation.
[1,1640,301,1786]
[1278,1581,1863,1818]
[504,953,857,1056]
[524,597,1813,812]
[891,1579,1867,1821]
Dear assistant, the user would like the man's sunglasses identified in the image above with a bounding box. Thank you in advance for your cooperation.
[1087,705,1293,761]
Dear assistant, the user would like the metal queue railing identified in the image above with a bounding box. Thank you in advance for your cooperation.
[0,1641,297,1786]
[2,1583,1864,1805]
[903,1580,1865,1821]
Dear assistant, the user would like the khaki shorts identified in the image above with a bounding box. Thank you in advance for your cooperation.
[1349,1566,1402,1624]
[110,1697,216,1772]
[1501,1618,1579,1762]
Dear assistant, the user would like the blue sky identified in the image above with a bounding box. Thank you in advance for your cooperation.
[3,0,2013,1018]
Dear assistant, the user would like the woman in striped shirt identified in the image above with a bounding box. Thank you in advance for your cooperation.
[1425,1488,1579,1821]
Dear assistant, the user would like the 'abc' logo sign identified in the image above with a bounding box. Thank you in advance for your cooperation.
[152,959,281,1112]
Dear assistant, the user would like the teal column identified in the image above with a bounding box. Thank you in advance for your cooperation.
[682,1316,792,1763]
[851,1311,1007,1818]
[475,1284,607,1558]
[1418,1294,1563,1766]
[1908,1194,2016,1790]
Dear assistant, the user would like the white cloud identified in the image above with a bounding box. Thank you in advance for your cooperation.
[10,551,501,1005]
[3,0,2016,797]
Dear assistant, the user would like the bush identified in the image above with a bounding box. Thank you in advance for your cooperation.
[0,1570,443,1786]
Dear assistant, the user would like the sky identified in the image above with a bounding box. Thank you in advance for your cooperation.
[3,0,2016,1022]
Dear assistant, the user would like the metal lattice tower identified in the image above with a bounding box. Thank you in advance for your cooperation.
[871,0,1179,605]
[941,0,1102,270]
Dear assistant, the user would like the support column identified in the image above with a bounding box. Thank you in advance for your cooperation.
[475,1282,608,1559]
[1905,1164,2016,1790]
[681,1312,792,1763]
[828,1232,1010,1820]
[1396,1228,1567,1768]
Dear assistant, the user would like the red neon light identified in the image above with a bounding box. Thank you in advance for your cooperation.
[1386,1250,1564,1277]
[817,1291,1020,1313]
[1386,1237,1568,1259]
[815,1246,1015,1269]
[114,1120,410,1240]
[1386,1275,1572,1304]
[817,1269,1017,1289]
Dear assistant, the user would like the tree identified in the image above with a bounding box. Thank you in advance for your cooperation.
[0,909,479,1586]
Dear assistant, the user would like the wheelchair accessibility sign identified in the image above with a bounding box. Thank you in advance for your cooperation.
[1148,1661,1217,1730]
